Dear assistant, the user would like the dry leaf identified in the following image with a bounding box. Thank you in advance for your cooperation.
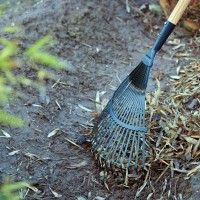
[183,19,199,33]
[159,0,174,16]
[48,128,60,138]
[192,139,200,156]
[182,136,199,145]
[154,79,161,106]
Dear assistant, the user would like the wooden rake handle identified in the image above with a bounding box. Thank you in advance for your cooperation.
[168,0,191,25]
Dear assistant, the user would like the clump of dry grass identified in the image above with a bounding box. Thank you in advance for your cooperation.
[147,60,200,176]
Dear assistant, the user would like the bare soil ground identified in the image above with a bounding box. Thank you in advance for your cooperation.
[0,0,199,199]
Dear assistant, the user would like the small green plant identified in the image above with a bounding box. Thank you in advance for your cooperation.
[26,36,65,69]
[0,35,68,127]
[0,181,36,200]
[0,3,8,16]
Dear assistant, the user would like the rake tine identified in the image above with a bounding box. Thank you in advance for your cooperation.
[135,100,145,167]
[120,129,132,165]
[127,130,136,167]
[92,117,110,146]
[118,90,136,122]
[103,124,122,158]
[115,129,129,164]
[114,90,138,153]
[122,88,138,119]
[114,93,139,164]
[114,96,131,119]
[114,87,133,109]
[110,127,126,162]
[105,126,125,161]
[142,131,146,167]
[95,119,115,151]
[135,131,141,168]
[116,129,131,165]
[113,79,130,97]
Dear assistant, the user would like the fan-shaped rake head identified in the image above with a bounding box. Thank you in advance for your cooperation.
[92,62,150,169]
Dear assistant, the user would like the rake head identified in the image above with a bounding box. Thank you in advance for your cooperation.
[92,62,151,169]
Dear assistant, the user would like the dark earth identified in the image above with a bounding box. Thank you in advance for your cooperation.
[0,0,199,199]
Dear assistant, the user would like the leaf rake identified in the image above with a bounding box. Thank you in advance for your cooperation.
[92,0,191,169]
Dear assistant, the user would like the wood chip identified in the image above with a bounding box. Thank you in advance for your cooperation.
[8,150,20,156]
[78,104,93,112]
[95,91,101,112]
[32,104,43,108]
[125,0,130,13]
[50,187,62,198]
[55,100,62,110]
[48,128,60,138]
[0,129,11,138]
[67,161,87,169]
[94,197,106,200]
[147,193,153,200]
[25,184,39,192]
[64,137,84,150]
[170,75,181,80]
[24,152,43,160]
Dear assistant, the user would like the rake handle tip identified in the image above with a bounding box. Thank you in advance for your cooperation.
[168,0,191,25]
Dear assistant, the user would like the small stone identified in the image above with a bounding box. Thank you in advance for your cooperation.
[76,135,87,144]
[185,97,199,110]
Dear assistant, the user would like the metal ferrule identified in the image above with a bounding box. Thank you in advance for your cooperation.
[142,21,175,67]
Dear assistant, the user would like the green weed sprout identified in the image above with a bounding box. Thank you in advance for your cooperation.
[0,181,36,200]
[0,35,68,127]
